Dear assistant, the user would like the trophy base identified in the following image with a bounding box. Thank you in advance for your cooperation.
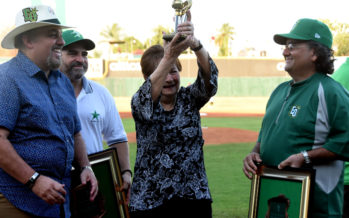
[163,33,175,42]
[163,33,187,42]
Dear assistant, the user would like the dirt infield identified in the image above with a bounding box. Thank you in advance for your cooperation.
[123,112,260,145]
[201,127,258,145]
[119,112,264,118]
[127,127,258,145]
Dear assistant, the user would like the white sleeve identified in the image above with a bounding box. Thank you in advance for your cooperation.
[101,87,128,145]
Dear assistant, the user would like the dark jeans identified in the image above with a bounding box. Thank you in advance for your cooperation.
[130,198,212,218]
[344,185,349,218]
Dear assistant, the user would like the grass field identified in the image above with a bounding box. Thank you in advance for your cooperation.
[121,116,263,218]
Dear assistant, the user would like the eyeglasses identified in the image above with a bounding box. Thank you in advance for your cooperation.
[284,42,307,51]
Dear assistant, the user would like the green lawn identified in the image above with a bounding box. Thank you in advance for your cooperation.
[201,116,263,131]
[121,116,262,217]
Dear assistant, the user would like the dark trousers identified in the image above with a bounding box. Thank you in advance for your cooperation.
[130,199,212,218]
[344,185,349,218]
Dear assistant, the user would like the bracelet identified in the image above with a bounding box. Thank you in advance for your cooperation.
[191,40,203,52]
[121,169,133,177]
[301,150,311,164]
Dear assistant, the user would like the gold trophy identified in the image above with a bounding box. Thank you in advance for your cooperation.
[163,0,192,42]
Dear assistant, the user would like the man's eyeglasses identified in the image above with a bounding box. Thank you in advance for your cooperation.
[284,41,307,51]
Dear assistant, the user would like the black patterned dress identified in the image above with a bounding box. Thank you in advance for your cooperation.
[129,58,218,212]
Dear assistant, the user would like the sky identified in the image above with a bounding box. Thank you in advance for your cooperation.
[1,0,349,57]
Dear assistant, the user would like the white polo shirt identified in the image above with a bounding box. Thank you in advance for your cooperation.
[77,77,127,154]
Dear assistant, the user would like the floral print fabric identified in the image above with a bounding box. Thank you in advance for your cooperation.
[130,58,218,211]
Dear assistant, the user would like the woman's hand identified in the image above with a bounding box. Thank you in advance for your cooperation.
[163,32,191,61]
[176,10,199,49]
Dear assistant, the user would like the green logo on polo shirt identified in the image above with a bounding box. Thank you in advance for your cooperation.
[91,110,100,122]
[289,105,301,118]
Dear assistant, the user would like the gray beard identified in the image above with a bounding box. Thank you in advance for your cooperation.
[70,67,86,80]
[47,54,61,70]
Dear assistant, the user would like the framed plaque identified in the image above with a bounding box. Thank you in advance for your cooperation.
[248,165,314,218]
[88,147,130,218]
[71,147,130,218]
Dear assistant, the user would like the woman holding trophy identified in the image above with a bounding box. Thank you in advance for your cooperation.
[129,3,219,217]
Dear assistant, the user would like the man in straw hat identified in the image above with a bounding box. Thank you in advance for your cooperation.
[60,29,132,202]
[0,5,98,217]
[243,18,349,217]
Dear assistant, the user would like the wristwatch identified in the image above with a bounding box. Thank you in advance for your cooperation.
[81,165,94,173]
[191,40,203,52]
[25,172,40,189]
[301,150,311,164]
[121,169,133,177]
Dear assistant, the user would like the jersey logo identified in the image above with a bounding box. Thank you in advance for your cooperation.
[22,7,39,23]
[91,110,100,122]
[289,105,301,118]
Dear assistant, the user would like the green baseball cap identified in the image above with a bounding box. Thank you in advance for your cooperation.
[62,30,95,50]
[274,18,333,49]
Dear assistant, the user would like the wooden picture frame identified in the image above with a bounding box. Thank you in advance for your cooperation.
[87,147,130,218]
[248,164,314,218]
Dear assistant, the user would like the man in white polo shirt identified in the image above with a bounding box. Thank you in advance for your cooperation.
[60,30,131,202]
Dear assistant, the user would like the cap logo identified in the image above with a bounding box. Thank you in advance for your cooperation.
[72,30,82,38]
[22,7,39,23]
[315,33,321,39]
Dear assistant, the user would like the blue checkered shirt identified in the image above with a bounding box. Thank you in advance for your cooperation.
[0,52,81,217]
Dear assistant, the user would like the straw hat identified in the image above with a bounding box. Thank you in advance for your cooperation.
[1,5,71,49]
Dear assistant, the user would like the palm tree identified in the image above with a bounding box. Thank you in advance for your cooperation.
[121,36,144,53]
[100,23,124,53]
[215,23,235,56]
[145,25,172,47]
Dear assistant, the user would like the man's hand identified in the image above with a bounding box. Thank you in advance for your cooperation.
[80,167,98,201]
[31,175,66,205]
[278,153,304,169]
[121,173,131,204]
[243,152,262,179]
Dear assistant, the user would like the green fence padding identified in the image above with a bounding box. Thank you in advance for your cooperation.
[95,77,290,97]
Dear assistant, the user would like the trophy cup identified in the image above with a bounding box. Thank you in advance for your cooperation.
[163,0,192,42]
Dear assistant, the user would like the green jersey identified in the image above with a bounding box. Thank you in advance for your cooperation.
[258,73,349,217]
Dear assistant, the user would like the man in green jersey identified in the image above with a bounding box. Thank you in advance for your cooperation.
[243,18,349,217]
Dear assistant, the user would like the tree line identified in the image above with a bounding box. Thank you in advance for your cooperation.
[95,23,235,58]
[1,20,347,58]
